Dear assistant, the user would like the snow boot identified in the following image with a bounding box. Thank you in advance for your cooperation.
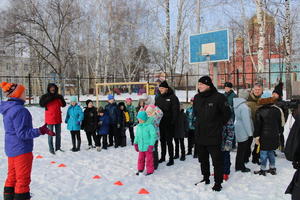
[4,187,14,200]
[254,170,267,176]
[71,148,77,152]
[201,178,210,185]
[56,149,64,152]
[146,173,153,176]
[166,159,174,166]
[136,170,143,176]
[267,168,277,175]
[49,149,55,155]
[212,184,222,192]
[223,174,229,181]
[180,155,186,161]
[158,157,165,163]
[14,192,30,200]
[186,151,192,155]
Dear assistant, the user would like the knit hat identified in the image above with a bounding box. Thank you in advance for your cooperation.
[261,91,272,99]
[125,98,132,103]
[159,81,169,88]
[198,76,214,88]
[70,96,78,103]
[0,82,25,98]
[224,82,233,88]
[272,82,283,98]
[86,99,93,106]
[108,94,114,100]
[137,111,148,121]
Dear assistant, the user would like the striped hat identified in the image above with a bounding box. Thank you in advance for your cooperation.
[1,82,25,98]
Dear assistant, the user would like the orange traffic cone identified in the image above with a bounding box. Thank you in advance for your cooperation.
[93,175,101,179]
[58,164,66,167]
[114,181,123,186]
[138,188,150,194]
[36,155,43,159]
[50,161,56,164]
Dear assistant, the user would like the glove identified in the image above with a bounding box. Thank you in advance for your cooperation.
[293,161,300,169]
[117,123,121,129]
[39,124,56,136]
[77,121,81,125]
[134,144,139,152]
[147,145,154,153]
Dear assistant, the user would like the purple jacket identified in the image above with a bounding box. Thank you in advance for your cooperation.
[0,98,40,157]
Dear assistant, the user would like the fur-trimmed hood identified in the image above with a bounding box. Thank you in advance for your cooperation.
[258,97,276,106]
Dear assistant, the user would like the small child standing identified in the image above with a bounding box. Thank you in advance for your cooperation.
[134,111,157,176]
[65,96,84,152]
[82,100,98,150]
[96,107,110,150]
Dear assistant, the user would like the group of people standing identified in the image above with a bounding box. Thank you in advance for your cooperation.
[0,75,293,199]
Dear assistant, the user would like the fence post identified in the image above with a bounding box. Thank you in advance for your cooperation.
[236,69,239,96]
[77,76,80,102]
[28,74,32,105]
[186,72,189,103]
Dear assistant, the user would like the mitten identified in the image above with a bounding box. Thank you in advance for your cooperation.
[39,124,56,136]
[134,144,139,152]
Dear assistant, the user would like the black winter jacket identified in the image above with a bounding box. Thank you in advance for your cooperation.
[39,83,66,109]
[253,98,282,150]
[174,109,189,139]
[82,107,98,132]
[193,87,231,145]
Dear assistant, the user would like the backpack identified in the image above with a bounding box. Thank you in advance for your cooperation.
[124,111,130,123]
[285,114,300,161]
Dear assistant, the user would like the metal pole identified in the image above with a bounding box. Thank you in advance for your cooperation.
[186,72,189,103]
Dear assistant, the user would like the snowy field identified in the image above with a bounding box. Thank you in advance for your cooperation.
[0,106,296,200]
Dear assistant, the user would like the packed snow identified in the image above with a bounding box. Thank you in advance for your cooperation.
[0,106,296,200]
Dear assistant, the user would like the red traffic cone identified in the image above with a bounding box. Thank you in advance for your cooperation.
[114,181,123,186]
[50,161,56,164]
[58,164,66,168]
[93,175,101,179]
[36,155,43,159]
[138,188,150,194]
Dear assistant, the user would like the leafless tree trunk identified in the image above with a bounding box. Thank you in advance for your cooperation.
[284,0,292,99]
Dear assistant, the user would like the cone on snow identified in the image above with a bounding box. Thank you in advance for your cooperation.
[138,188,150,194]
[36,155,43,159]
[114,181,123,186]
[58,164,66,167]
[93,175,101,179]
[50,161,56,164]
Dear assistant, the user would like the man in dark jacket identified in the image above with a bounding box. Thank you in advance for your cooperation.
[155,81,180,166]
[193,76,231,192]
[39,83,66,154]
[105,95,120,148]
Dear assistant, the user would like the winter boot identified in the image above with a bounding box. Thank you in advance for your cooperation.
[4,187,14,200]
[136,170,143,176]
[166,159,174,166]
[49,149,55,155]
[186,151,192,155]
[267,168,277,175]
[180,155,186,161]
[158,157,165,163]
[71,148,77,152]
[200,178,210,185]
[146,173,153,176]
[254,170,267,176]
[14,192,31,200]
[212,184,222,192]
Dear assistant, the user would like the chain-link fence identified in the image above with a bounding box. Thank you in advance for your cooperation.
[0,70,299,104]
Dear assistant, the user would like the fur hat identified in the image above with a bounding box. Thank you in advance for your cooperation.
[1,82,25,98]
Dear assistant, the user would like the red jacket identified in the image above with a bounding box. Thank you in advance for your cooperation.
[45,98,64,124]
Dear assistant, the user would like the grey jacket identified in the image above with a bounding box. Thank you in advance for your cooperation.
[233,98,254,143]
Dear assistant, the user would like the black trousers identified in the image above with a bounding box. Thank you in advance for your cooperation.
[235,138,250,170]
[85,131,97,146]
[187,130,195,154]
[175,138,185,156]
[160,124,174,160]
[95,134,108,148]
[109,125,118,146]
[198,145,223,184]
[153,141,159,169]
[128,123,135,145]
[71,131,81,150]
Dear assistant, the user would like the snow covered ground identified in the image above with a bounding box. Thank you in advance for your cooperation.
[0,106,296,200]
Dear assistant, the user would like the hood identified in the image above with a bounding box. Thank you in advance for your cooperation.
[0,98,25,115]
[233,98,246,109]
[258,97,276,106]
[47,83,58,94]
[247,92,260,102]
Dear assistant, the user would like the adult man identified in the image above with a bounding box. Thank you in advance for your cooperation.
[193,76,231,192]
[246,83,263,164]
[155,81,180,166]
[40,83,66,155]
[105,94,120,148]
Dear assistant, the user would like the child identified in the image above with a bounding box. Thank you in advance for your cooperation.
[104,95,118,147]
[136,99,146,112]
[118,102,127,147]
[125,98,137,145]
[174,106,188,161]
[96,107,110,151]
[134,111,157,176]
[253,92,284,176]
[185,98,197,158]
[146,105,163,170]
[82,100,98,150]
[65,96,84,152]
[1,82,55,200]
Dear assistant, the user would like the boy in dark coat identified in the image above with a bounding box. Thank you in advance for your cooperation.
[174,107,188,161]
[96,107,110,150]
[118,102,127,147]
[253,93,284,176]
[39,83,66,154]
[105,95,120,147]
[155,81,180,166]
[1,82,55,200]
[193,76,231,192]
[82,100,98,150]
